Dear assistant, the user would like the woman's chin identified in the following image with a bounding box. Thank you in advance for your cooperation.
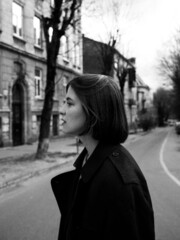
[61,128,74,136]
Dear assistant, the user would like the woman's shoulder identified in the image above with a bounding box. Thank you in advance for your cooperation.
[106,144,147,185]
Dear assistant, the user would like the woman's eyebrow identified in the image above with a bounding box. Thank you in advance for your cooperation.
[66,97,73,102]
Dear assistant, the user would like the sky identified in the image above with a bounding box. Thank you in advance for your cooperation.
[82,0,180,91]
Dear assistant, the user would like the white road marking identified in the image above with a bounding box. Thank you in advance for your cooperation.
[160,130,180,186]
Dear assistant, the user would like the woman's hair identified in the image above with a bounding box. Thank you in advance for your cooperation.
[66,74,128,144]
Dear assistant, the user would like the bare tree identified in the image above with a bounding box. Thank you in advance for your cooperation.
[159,29,180,120]
[82,0,135,99]
[83,34,135,100]
[153,88,173,126]
[36,0,82,159]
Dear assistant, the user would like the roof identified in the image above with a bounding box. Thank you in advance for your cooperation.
[83,35,135,69]
[136,74,150,90]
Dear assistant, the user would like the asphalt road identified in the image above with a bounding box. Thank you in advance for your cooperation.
[0,127,180,240]
[126,127,180,240]
[0,162,74,240]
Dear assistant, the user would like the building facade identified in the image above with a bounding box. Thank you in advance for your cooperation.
[0,0,82,146]
[136,74,151,114]
[83,36,138,126]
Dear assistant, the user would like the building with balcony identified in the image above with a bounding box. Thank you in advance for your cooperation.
[0,0,82,146]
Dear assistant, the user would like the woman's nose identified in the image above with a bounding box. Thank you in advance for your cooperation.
[60,102,66,115]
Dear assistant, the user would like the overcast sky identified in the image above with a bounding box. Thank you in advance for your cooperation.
[82,0,180,91]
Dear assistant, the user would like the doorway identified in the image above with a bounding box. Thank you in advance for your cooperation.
[12,83,24,146]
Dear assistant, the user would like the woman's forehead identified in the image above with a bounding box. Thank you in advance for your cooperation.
[66,86,80,102]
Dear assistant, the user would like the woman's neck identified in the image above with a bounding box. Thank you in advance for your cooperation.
[78,134,99,158]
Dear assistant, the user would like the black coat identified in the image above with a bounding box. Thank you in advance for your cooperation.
[51,142,155,240]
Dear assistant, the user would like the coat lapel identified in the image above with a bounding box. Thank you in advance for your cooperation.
[75,142,119,183]
[63,148,87,235]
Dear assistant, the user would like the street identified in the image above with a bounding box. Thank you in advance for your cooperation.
[126,127,180,240]
[0,127,180,240]
[0,162,74,240]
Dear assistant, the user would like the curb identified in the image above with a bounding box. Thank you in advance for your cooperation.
[0,131,147,191]
[0,157,74,191]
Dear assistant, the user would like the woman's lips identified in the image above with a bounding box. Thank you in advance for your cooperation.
[61,119,66,125]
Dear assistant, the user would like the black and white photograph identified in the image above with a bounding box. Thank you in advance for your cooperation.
[0,0,180,239]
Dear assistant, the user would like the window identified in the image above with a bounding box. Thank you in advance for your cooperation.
[37,115,41,134]
[62,76,68,96]
[72,38,80,67]
[61,35,69,61]
[54,76,59,99]
[34,16,42,47]
[72,13,81,67]
[76,43,80,67]
[52,115,59,136]
[35,68,42,97]
[76,27,81,67]
[72,40,76,65]
[50,0,55,8]
[14,62,23,75]
[12,2,23,37]
[0,117,2,146]
[48,27,53,42]
[114,59,118,70]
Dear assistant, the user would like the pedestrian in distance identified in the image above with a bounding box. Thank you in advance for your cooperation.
[51,74,155,240]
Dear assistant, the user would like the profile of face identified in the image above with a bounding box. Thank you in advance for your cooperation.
[61,86,86,136]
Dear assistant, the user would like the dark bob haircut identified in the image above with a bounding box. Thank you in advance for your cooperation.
[66,74,128,144]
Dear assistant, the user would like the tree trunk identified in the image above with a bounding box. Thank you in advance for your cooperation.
[36,65,56,159]
[35,0,79,159]
[36,138,50,159]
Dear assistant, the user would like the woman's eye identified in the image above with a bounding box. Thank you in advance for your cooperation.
[63,100,72,106]
[67,102,73,106]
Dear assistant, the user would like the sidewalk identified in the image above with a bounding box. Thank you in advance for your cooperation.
[0,136,80,160]
[0,136,81,190]
[0,132,145,191]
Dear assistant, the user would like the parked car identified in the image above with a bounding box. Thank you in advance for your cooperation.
[175,121,180,135]
[168,119,176,126]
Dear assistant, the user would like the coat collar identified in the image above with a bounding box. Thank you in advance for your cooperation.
[74,142,119,183]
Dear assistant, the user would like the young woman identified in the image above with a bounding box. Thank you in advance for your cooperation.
[51,74,155,240]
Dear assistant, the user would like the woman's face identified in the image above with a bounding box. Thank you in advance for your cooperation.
[61,86,86,136]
